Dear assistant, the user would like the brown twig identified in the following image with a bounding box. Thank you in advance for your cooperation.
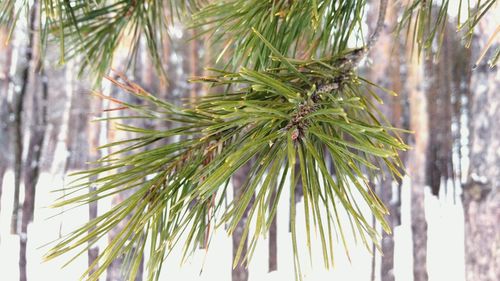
[351,0,388,66]
[367,0,388,52]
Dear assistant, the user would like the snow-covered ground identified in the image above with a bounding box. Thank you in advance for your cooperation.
[0,170,465,281]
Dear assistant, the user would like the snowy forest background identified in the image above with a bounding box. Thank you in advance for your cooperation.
[0,1,498,281]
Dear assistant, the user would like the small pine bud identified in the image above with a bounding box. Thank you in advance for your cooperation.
[291,128,300,141]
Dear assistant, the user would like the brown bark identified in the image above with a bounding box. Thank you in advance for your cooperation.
[105,114,144,281]
[232,164,252,281]
[424,21,459,197]
[105,83,146,281]
[103,26,148,281]
[105,38,159,280]
[407,37,429,281]
[157,27,171,138]
[366,1,406,280]
[158,17,170,101]
[190,29,200,102]
[463,18,500,281]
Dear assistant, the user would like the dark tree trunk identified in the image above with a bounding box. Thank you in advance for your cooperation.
[19,2,46,276]
[424,20,459,197]
[463,18,499,281]
[232,163,252,281]
[10,0,39,235]
[19,67,48,281]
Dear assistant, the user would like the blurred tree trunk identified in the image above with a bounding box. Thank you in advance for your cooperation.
[0,26,12,225]
[157,24,171,138]
[87,97,101,277]
[424,18,460,198]
[190,29,201,101]
[48,61,74,242]
[10,0,39,234]
[425,16,471,199]
[406,31,429,281]
[232,164,252,281]
[106,38,160,281]
[55,65,100,275]
[66,81,90,171]
[105,88,145,281]
[19,1,46,280]
[19,67,48,281]
[105,103,139,280]
[105,191,133,281]
[463,18,500,281]
[366,1,406,280]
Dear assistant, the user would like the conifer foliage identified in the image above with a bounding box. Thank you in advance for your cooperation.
[0,0,496,280]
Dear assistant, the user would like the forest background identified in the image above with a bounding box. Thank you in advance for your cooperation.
[0,1,498,281]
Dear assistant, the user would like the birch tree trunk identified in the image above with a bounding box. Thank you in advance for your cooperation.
[463,15,500,281]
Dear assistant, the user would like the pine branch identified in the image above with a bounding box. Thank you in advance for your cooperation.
[45,54,410,280]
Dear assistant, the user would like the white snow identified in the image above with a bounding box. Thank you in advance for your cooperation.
[0,170,467,281]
